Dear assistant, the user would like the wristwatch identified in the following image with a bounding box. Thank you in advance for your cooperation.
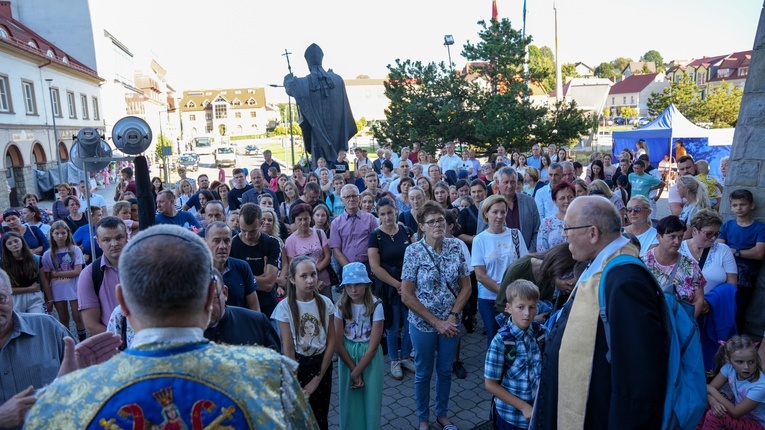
[734,250,741,258]
[449,311,459,318]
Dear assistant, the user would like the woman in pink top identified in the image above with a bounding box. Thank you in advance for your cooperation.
[283,203,332,299]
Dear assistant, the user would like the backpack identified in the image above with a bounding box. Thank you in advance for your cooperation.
[489,319,546,429]
[91,256,104,296]
[598,255,706,430]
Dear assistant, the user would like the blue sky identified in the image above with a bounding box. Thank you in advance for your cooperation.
[98,0,761,99]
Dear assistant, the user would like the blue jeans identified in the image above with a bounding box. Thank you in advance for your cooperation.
[478,298,500,349]
[386,294,412,361]
[409,323,459,423]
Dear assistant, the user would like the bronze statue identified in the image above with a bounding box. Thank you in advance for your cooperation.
[284,44,357,168]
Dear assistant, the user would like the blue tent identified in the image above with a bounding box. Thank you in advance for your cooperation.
[612,104,731,177]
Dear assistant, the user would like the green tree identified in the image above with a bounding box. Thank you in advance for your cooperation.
[561,63,580,80]
[646,75,705,122]
[376,19,589,155]
[528,45,555,92]
[619,106,638,118]
[594,61,617,79]
[704,82,743,128]
[356,74,370,79]
[640,50,665,72]
[155,134,172,158]
[611,57,633,75]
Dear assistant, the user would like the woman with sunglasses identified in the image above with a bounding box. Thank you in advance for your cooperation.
[622,195,658,256]
[679,209,738,371]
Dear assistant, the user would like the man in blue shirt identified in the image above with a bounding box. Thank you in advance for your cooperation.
[155,190,201,230]
[204,221,259,311]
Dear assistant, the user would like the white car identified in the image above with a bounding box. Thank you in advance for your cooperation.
[214,147,237,167]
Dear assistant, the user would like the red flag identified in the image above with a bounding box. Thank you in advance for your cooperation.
[492,0,498,21]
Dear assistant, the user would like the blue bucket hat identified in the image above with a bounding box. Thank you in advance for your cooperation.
[340,262,372,286]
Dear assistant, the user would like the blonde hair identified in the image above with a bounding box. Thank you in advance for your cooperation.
[480,194,509,223]
[113,201,131,216]
[588,179,613,198]
[505,279,540,304]
[677,176,711,210]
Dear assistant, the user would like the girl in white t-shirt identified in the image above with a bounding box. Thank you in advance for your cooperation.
[271,256,336,430]
[701,335,765,429]
[334,262,384,430]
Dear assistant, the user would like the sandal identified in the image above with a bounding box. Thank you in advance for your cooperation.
[437,417,458,430]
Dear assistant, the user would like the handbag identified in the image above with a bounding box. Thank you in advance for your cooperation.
[317,230,340,286]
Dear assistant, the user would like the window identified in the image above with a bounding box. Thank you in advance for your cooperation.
[51,88,61,117]
[80,94,88,119]
[611,97,615,105]
[22,81,37,115]
[630,96,634,104]
[189,114,196,121]
[740,67,749,77]
[46,49,55,58]
[214,103,227,119]
[246,98,257,106]
[235,112,241,118]
[697,73,705,85]
[0,27,7,39]
[717,69,730,79]
[92,97,100,120]
[67,91,76,118]
[622,96,626,104]
[0,75,11,113]
[250,111,256,118]
[187,101,196,108]
[27,40,38,49]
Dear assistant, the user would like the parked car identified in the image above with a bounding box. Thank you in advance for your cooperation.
[636,117,651,127]
[244,144,260,155]
[176,152,199,171]
[214,147,237,167]
[613,117,626,126]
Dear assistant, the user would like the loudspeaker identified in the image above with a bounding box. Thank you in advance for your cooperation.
[70,128,112,171]
[112,116,152,155]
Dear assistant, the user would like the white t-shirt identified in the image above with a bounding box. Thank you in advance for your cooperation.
[634,227,659,257]
[272,295,336,356]
[438,154,462,173]
[471,228,528,300]
[78,194,107,212]
[679,241,737,294]
[334,300,384,343]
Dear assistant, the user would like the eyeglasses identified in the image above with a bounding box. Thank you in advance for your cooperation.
[696,228,721,240]
[625,206,645,213]
[562,224,593,233]
[423,217,446,227]
[342,194,359,200]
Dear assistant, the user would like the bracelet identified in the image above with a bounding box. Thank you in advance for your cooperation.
[449,311,459,318]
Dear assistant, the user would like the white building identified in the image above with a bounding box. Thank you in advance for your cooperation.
[607,73,669,117]
[0,1,103,208]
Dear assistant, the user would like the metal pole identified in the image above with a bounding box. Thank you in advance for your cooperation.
[523,0,529,91]
[446,45,453,69]
[554,0,563,102]
[45,79,64,182]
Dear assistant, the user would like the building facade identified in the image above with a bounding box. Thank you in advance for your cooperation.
[0,0,103,208]
[606,73,668,117]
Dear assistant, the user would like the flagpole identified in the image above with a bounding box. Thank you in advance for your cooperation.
[523,0,529,92]
[554,0,563,102]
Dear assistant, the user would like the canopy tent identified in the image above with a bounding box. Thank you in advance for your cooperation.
[612,104,734,178]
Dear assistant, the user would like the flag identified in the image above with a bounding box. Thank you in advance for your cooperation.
[492,0,498,21]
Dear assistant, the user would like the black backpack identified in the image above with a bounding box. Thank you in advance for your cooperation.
[91,256,105,296]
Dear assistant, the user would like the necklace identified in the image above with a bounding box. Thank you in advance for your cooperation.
[380,225,398,241]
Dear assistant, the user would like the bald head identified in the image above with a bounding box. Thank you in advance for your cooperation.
[565,196,622,262]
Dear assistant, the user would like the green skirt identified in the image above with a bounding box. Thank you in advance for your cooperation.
[338,337,383,430]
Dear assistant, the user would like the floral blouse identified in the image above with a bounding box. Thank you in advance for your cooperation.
[537,216,567,253]
[642,248,706,303]
[402,238,470,333]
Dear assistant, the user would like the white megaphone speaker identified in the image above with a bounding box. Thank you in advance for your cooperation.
[70,128,112,171]
[112,116,152,155]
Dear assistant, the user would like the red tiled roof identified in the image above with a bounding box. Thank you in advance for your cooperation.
[0,6,99,79]
[709,50,752,82]
[685,54,727,69]
[609,73,661,94]
[549,81,571,98]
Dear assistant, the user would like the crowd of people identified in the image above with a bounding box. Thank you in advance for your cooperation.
[1,139,765,430]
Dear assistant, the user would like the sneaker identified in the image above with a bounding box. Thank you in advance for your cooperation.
[390,360,403,380]
[452,361,467,379]
[400,358,416,373]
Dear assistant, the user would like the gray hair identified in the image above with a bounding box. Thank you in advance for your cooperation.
[205,200,225,213]
[498,166,518,179]
[119,224,213,322]
[573,196,622,236]
[560,161,574,171]
[0,269,10,294]
[341,184,360,196]
[549,162,563,171]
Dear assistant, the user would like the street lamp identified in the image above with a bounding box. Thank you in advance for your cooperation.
[269,84,295,167]
[44,79,64,182]
[443,35,455,69]
[158,109,175,185]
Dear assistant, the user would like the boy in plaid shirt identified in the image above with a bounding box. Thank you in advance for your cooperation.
[484,280,548,430]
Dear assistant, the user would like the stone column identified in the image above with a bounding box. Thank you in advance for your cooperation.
[722,1,765,336]
[0,171,9,209]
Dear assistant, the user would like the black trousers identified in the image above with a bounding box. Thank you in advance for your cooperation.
[296,353,333,430]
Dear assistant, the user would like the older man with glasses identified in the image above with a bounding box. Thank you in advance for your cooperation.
[329,185,378,271]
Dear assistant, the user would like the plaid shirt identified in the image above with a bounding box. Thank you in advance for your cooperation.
[484,318,547,427]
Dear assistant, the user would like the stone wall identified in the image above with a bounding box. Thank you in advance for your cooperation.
[722,2,765,336]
